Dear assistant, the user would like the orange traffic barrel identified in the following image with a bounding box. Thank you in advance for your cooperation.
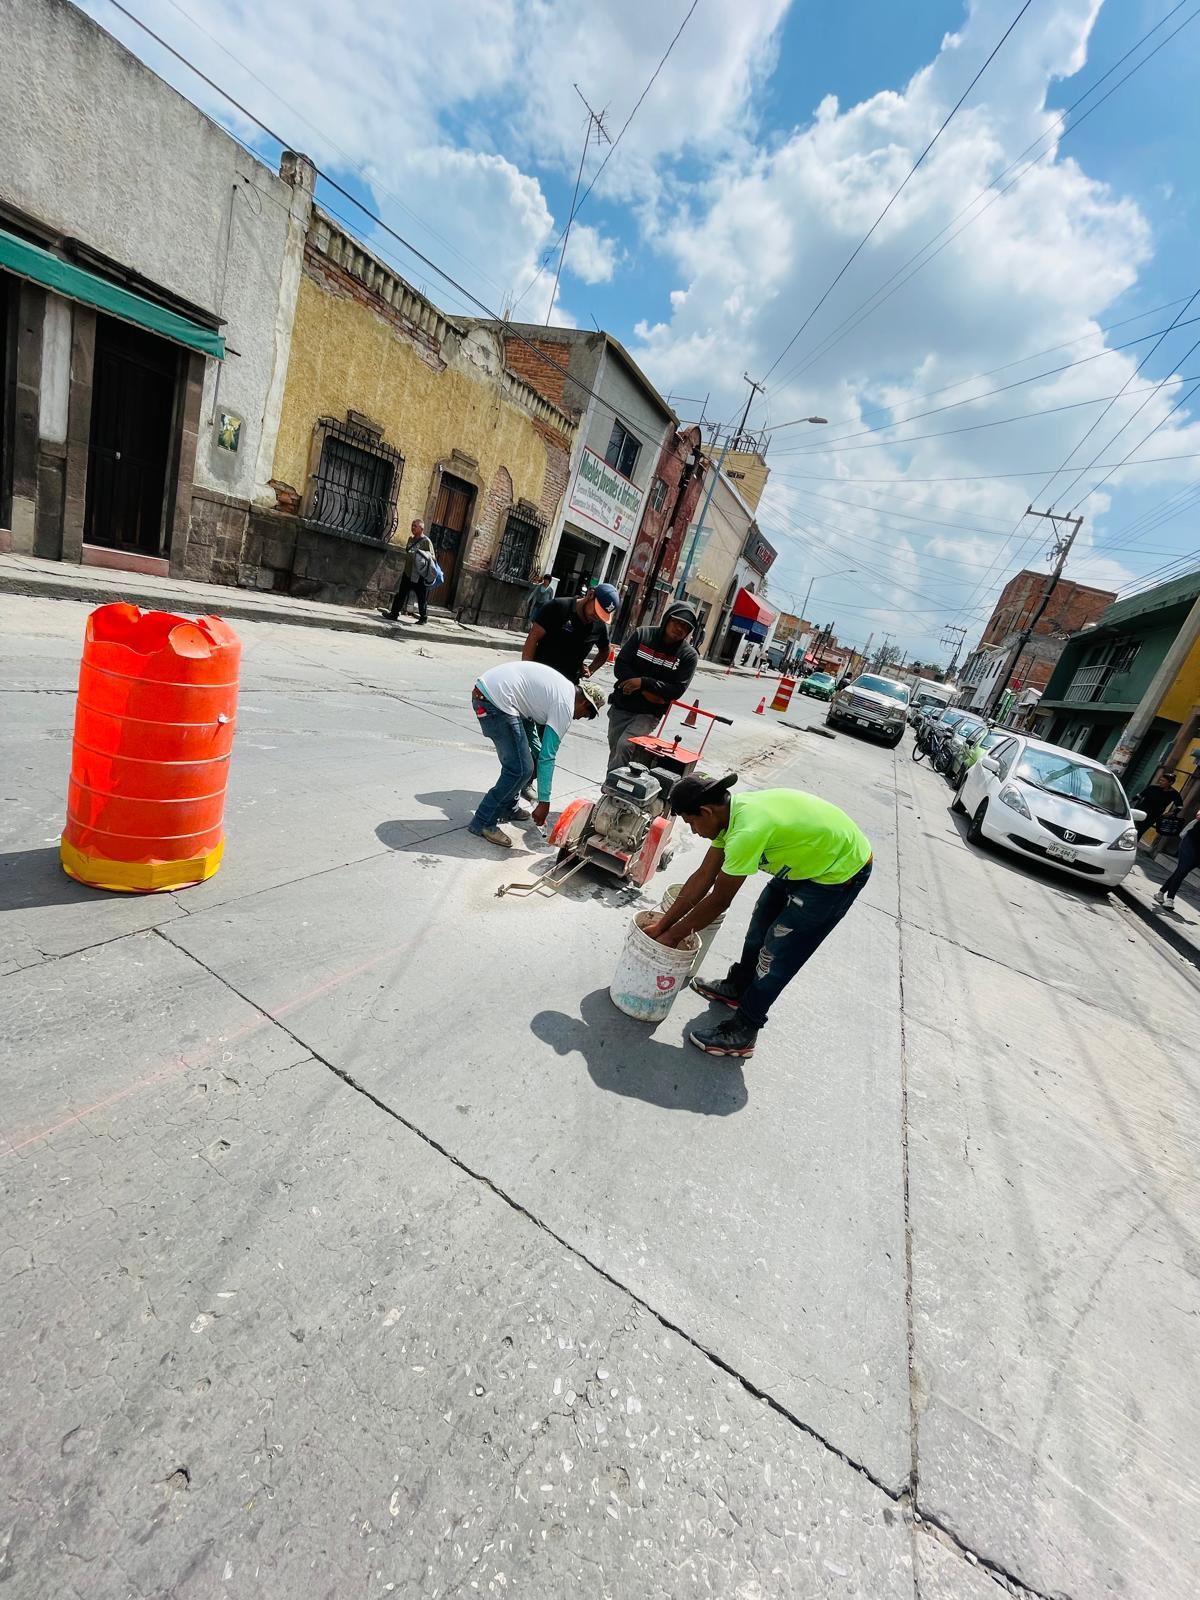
[60,603,241,893]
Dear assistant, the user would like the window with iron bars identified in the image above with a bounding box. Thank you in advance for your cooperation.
[649,476,668,513]
[492,505,546,584]
[306,418,403,546]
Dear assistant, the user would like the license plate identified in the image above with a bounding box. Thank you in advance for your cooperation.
[1046,842,1077,862]
[857,717,873,728]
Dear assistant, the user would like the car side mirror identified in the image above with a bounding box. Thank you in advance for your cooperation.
[980,757,1001,776]
[1131,808,1147,823]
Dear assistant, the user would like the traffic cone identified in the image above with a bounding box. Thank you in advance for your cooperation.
[682,699,699,728]
[754,697,765,715]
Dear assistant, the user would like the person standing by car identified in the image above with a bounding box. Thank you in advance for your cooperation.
[381,520,437,625]
[646,774,872,1059]
[468,660,601,848]
[1153,811,1198,910]
[1133,770,1181,840]
[522,582,616,684]
[607,602,700,770]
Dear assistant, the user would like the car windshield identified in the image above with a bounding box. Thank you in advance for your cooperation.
[938,709,967,729]
[1015,748,1129,817]
[956,718,987,741]
[855,675,909,703]
[916,694,949,709]
[808,673,833,684]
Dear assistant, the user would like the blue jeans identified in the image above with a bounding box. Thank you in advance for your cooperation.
[470,688,534,831]
[727,860,872,1030]
[1161,828,1197,898]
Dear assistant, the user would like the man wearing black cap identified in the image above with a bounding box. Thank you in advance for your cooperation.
[522,582,617,685]
[608,601,700,769]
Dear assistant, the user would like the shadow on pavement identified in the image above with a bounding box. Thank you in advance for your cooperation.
[531,986,748,1116]
[0,845,125,912]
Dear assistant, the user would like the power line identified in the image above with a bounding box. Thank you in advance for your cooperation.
[761,0,1033,385]
[100,0,672,455]
[510,0,700,317]
[1070,375,1200,513]
[765,314,1200,453]
[768,3,1200,394]
[545,86,612,325]
[758,451,1200,483]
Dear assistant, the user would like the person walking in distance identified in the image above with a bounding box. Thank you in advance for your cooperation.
[525,573,556,624]
[468,660,602,849]
[1153,811,1198,910]
[646,773,872,1059]
[523,582,616,684]
[608,602,700,771]
[381,520,437,624]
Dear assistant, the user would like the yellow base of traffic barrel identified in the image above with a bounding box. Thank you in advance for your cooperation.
[60,838,225,894]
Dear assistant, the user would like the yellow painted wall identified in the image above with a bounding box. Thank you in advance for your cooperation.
[722,449,769,513]
[1157,628,1200,723]
[273,270,559,549]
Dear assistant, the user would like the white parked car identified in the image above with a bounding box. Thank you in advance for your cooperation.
[954,734,1144,887]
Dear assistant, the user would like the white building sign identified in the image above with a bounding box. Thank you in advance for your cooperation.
[567,445,645,547]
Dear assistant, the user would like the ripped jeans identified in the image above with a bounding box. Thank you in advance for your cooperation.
[727,860,872,1031]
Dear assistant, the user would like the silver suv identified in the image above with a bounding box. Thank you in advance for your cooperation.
[827,673,911,748]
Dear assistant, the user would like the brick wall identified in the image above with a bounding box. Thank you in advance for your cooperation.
[468,465,514,570]
[504,337,573,412]
[981,570,1116,647]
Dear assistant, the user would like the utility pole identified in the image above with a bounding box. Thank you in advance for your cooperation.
[675,374,780,601]
[729,373,766,451]
[546,86,610,325]
[941,624,967,680]
[873,633,894,670]
[1108,587,1200,775]
[982,507,1083,718]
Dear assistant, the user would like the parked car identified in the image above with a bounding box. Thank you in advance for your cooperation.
[920,705,971,758]
[827,673,911,746]
[938,714,989,782]
[948,725,1007,790]
[799,671,836,701]
[909,680,954,726]
[954,734,1144,887]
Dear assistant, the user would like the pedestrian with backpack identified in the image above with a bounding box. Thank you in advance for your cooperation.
[381,520,438,624]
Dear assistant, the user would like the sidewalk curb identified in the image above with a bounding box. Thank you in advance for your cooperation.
[1116,883,1200,971]
[0,571,523,655]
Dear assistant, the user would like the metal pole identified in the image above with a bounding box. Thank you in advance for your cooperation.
[1108,588,1200,775]
[982,509,1083,718]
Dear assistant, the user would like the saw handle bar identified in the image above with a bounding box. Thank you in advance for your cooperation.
[663,701,733,727]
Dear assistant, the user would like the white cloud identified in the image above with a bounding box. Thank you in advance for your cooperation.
[628,0,1200,657]
[562,223,618,285]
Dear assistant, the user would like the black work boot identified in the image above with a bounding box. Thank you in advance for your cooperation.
[686,1014,759,1058]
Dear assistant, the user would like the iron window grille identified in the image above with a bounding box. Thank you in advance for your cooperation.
[306,417,403,546]
[649,476,668,513]
[493,505,546,584]
[605,417,640,480]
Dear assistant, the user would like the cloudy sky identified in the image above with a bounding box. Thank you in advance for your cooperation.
[88,0,1200,663]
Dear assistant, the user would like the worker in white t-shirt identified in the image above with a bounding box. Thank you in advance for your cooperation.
[469,661,602,848]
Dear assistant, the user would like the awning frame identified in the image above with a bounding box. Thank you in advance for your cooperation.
[0,226,225,361]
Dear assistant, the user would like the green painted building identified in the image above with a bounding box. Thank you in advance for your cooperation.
[1036,569,1200,794]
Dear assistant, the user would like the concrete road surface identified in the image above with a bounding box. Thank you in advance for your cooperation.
[2,592,1198,1599]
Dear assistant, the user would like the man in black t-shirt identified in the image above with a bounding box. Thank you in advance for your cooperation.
[522,582,617,684]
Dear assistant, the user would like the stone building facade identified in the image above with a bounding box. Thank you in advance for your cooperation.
[614,424,706,637]
[228,215,576,617]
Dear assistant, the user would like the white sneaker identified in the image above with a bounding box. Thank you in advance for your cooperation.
[1153,892,1175,910]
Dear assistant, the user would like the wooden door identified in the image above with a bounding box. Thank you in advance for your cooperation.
[85,319,177,554]
[428,474,474,605]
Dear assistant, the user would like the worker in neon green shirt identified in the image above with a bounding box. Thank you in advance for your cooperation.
[647,774,872,1059]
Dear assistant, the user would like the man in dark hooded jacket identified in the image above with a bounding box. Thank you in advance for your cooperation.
[607,602,700,770]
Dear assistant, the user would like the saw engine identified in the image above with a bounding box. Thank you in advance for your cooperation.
[549,761,680,885]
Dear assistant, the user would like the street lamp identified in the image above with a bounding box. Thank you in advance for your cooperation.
[800,566,857,625]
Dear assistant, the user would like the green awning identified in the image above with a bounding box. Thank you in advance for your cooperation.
[0,227,225,361]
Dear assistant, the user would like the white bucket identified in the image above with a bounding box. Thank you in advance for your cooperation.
[610,911,700,1023]
[662,884,726,977]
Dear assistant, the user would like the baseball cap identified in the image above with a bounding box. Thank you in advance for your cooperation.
[578,682,605,718]
[591,582,620,622]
